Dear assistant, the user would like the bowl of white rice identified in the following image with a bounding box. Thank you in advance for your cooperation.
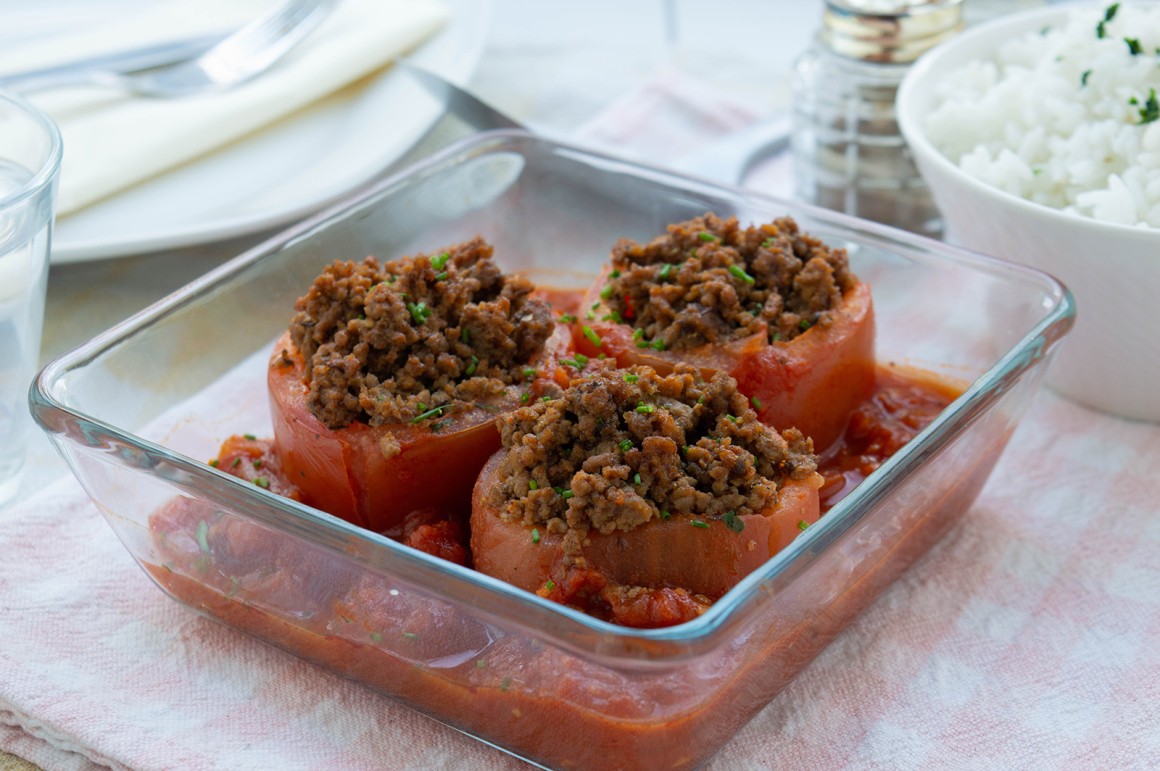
[897,2,1160,422]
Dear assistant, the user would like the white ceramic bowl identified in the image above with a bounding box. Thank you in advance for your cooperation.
[897,5,1160,422]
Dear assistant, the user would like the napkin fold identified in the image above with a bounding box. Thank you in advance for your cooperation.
[3,68,1160,770]
[0,0,449,215]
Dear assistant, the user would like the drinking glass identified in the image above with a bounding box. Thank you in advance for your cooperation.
[0,89,61,506]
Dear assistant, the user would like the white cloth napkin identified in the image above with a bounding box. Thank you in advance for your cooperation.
[0,0,449,215]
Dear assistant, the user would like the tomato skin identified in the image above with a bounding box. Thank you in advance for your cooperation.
[470,452,823,598]
[575,269,876,452]
[268,326,574,535]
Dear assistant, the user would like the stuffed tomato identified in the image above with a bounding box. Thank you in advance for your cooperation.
[574,214,875,452]
[470,364,823,628]
[269,237,574,536]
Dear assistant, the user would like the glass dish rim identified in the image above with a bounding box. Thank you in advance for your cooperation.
[32,129,1076,651]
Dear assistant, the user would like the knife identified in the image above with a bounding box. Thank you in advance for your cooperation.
[397,60,525,131]
[0,34,222,92]
[398,61,792,187]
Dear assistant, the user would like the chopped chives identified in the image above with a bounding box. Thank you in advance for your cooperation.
[544,579,556,591]
[623,373,639,383]
[658,263,673,280]
[1135,88,1159,124]
[254,476,271,489]
[650,339,667,351]
[528,479,539,491]
[761,238,773,248]
[243,433,256,440]
[523,367,537,378]
[751,396,763,410]
[532,528,541,544]
[403,631,419,640]
[434,271,448,281]
[521,391,531,403]
[691,519,709,529]
[411,405,446,423]
[461,327,471,344]
[633,473,642,485]
[600,285,613,300]
[371,632,383,643]
[632,328,644,341]
[728,264,756,284]
[559,313,576,323]
[252,459,263,469]
[660,510,670,520]
[723,511,745,533]
[636,404,656,414]
[636,340,651,349]
[601,311,622,323]
[797,520,810,531]
[618,439,633,452]
[465,355,479,377]
[582,326,603,347]
[196,520,210,553]
[209,459,219,468]
[431,251,450,270]
[407,301,431,324]
[232,457,241,468]
[610,269,621,278]
[698,231,719,242]
[799,318,813,331]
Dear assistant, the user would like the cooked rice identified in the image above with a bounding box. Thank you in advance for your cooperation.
[925,3,1160,228]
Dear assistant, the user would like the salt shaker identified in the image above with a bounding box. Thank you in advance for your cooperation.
[791,0,964,238]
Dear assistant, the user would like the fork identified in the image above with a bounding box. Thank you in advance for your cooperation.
[5,0,338,98]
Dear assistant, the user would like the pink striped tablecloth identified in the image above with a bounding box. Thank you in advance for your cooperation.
[2,71,1158,770]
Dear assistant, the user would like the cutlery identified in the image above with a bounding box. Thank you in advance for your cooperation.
[667,113,792,184]
[398,60,524,130]
[399,61,792,186]
[1,0,338,98]
[0,35,221,93]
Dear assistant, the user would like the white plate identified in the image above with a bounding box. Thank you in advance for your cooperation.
[48,0,489,264]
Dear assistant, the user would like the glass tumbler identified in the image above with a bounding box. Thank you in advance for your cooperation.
[0,90,61,506]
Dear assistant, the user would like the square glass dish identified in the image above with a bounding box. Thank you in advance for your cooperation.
[32,132,1073,770]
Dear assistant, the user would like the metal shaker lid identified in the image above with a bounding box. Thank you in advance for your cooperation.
[821,0,964,63]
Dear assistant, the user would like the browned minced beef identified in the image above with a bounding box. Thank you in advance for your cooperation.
[490,364,817,557]
[601,213,857,350]
[288,237,554,429]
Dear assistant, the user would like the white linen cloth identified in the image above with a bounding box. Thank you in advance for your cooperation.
[0,0,449,215]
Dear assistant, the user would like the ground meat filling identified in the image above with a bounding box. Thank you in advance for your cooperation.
[490,365,817,560]
[288,237,554,429]
[600,213,857,350]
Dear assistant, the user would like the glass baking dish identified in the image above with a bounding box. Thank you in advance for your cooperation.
[31,131,1073,770]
